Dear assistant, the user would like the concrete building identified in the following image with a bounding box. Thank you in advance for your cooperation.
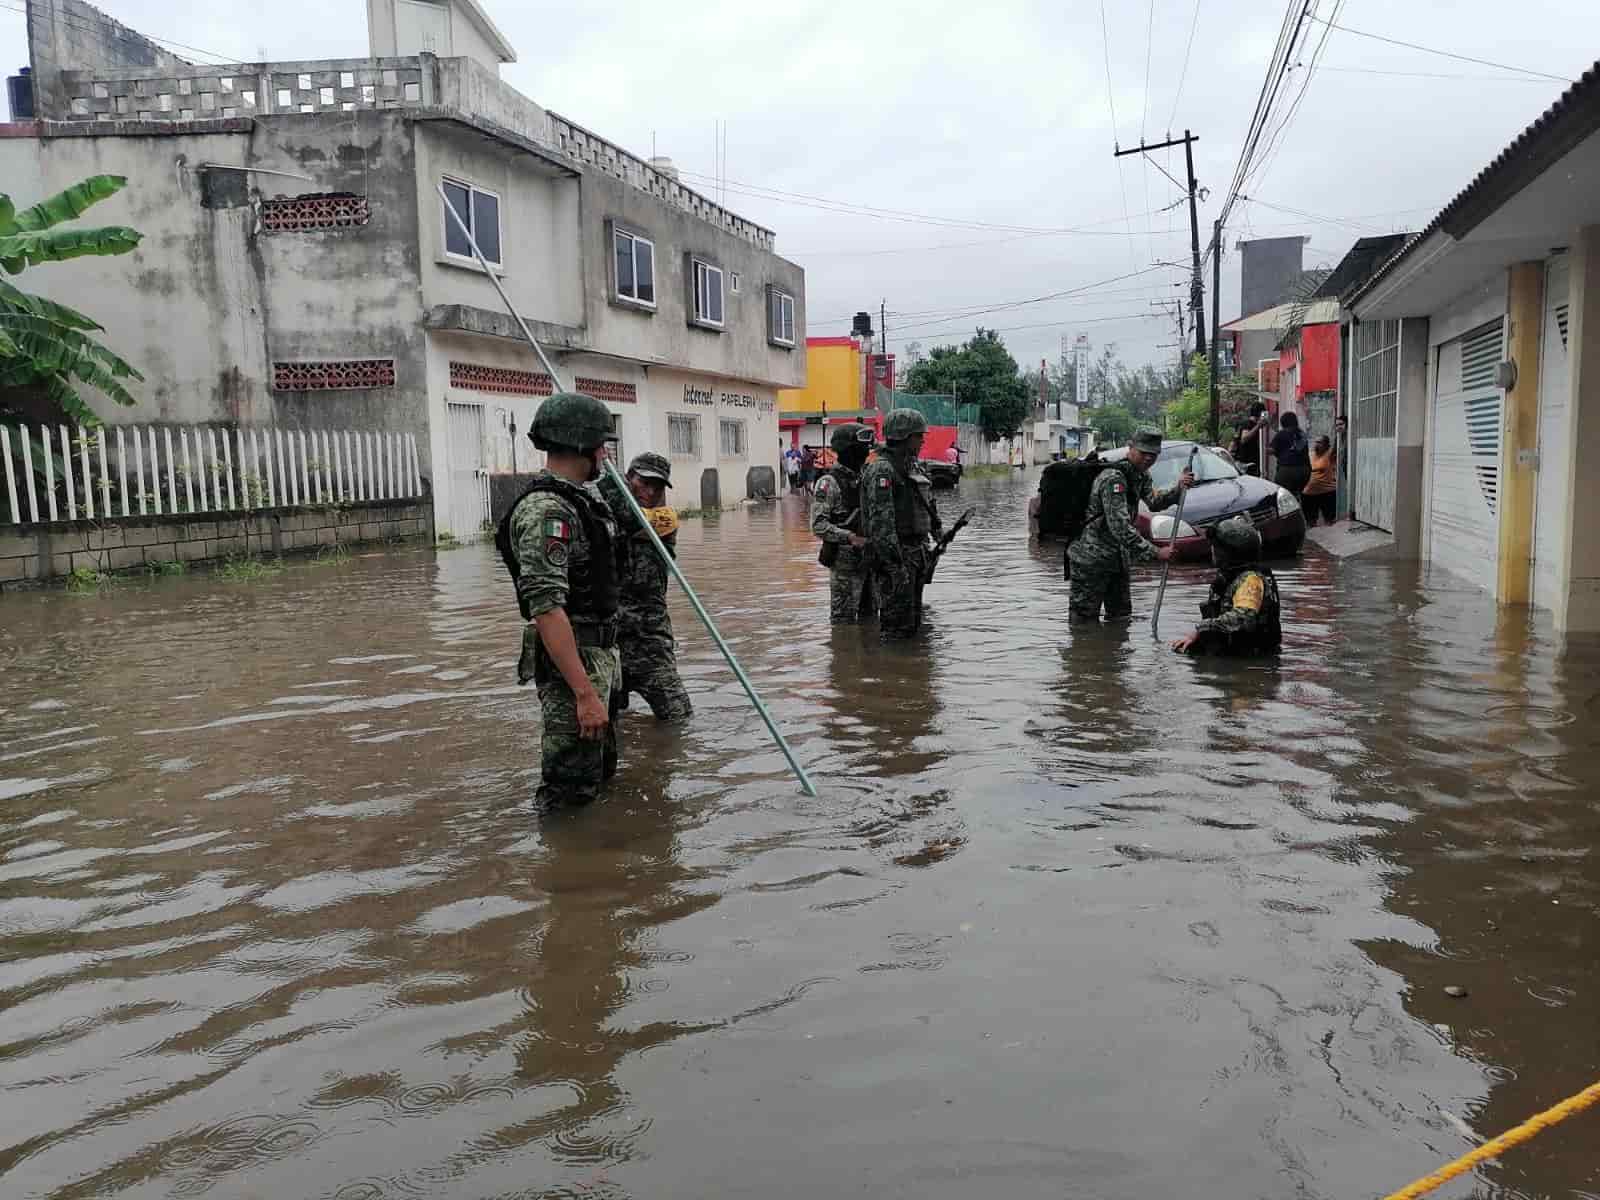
[4,0,804,539]
[1238,235,1310,323]
[1346,61,1600,631]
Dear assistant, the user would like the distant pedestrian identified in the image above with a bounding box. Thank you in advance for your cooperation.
[1302,435,1337,526]
[784,447,802,493]
[1334,414,1350,518]
[1235,403,1267,476]
[1270,411,1311,496]
[800,445,818,494]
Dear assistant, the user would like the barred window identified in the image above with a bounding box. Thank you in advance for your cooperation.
[719,418,747,458]
[668,414,701,457]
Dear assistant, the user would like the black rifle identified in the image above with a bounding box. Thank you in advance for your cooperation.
[923,506,976,584]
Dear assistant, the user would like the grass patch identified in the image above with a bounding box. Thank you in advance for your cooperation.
[962,464,1017,478]
[145,559,186,576]
[309,543,351,566]
[64,565,112,592]
[217,553,284,582]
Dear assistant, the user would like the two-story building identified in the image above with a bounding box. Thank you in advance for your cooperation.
[5,0,805,539]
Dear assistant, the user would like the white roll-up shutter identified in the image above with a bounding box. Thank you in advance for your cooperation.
[1427,320,1504,591]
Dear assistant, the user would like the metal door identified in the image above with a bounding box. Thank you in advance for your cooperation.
[1351,319,1399,532]
[1427,320,1504,591]
[1532,258,1572,611]
[446,401,488,540]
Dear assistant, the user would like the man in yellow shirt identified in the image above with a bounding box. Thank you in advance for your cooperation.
[1171,516,1282,656]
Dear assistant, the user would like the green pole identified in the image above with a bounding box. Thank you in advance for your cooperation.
[437,184,817,797]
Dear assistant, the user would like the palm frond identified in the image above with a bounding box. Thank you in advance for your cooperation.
[8,175,128,233]
[0,278,104,331]
[0,226,143,270]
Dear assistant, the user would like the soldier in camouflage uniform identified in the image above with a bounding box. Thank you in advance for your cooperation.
[495,392,627,808]
[1171,515,1283,655]
[811,423,878,624]
[600,451,693,720]
[1067,427,1192,624]
[861,408,942,641]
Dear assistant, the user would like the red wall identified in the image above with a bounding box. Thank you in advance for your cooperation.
[1297,322,1340,395]
[921,426,959,460]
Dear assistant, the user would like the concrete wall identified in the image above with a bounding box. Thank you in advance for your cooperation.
[0,499,429,587]
[0,113,433,468]
[1394,317,1432,560]
[433,57,543,145]
[578,165,806,392]
[414,120,583,331]
[644,365,779,508]
[1240,236,1305,320]
[1559,225,1600,631]
[24,0,186,117]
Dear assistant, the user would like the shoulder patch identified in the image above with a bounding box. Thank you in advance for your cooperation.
[1233,573,1265,612]
[543,517,571,541]
[815,476,835,496]
[878,477,891,489]
[1112,481,1125,494]
[546,540,570,567]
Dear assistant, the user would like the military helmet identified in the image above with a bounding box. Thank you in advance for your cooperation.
[829,422,875,454]
[628,451,672,487]
[1209,515,1262,559]
[531,392,617,453]
[1131,427,1164,455]
[883,408,928,442]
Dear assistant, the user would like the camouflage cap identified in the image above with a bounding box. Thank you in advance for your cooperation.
[1131,428,1164,455]
[1210,514,1262,557]
[531,392,617,453]
[883,408,929,441]
[628,451,672,487]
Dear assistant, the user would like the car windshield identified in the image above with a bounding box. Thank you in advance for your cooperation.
[1150,446,1238,490]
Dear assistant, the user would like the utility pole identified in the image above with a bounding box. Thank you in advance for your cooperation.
[1115,130,1206,364]
[1209,219,1222,443]
[1151,299,1186,399]
[880,298,888,365]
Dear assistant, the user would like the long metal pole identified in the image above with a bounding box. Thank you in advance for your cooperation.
[1150,445,1198,638]
[1209,218,1223,443]
[1183,132,1206,364]
[436,183,818,797]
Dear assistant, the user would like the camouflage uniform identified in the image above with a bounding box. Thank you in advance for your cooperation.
[811,463,876,624]
[1067,460,1182,623]
[600,470,693,720]
[1184,516,1282,655]
[862,446,941,641]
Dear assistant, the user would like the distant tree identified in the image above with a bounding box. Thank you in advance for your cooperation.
[1164,354,1211,442]
[901,340,925,371]
[1092,403,1137,444]
[902,327,1030,441]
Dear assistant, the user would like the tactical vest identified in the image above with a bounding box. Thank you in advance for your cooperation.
[889,455,933,538]
[495,473,622,622]
[1200,565,1282,653]
[828,464,863,518]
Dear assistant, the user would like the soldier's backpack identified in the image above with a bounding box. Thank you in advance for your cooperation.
[1036,454,1107,543]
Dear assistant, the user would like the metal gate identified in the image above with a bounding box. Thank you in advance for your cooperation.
[446,401,489,540]
[1533,257,1572,611]
[1427,320,1504,589]
[1352,319,1400,531]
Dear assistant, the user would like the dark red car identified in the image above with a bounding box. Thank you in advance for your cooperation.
[1030,441,1306,561]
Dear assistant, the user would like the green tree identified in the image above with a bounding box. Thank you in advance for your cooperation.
[1092,403,1136,444]
[0,175,144,430]
[902,327,1030,441]
[1164,354,1211,441]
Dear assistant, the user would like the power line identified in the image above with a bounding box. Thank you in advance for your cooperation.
[1100,0,1142,277]
[901,310,1164,344]
[1245,0,1346,194]
[1239,193,1383,235]
[1166,0,1203,131]
[1309,63,1558,82]
[884,265,1178,334]
[1305,15,1575,83]
[784,201,1189,257]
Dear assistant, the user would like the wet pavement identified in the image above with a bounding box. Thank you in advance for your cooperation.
[2,468,1597,1200]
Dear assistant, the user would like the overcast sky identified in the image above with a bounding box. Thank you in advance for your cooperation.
[4,1,1596,376]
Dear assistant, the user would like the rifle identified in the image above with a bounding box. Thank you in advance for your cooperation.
[923,506,977,584]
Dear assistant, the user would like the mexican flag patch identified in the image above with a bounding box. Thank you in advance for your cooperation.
[543,517,571,540]
[877,477,891,489]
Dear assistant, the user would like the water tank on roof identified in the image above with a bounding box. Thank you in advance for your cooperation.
[851,312,874,338]
[7,66,34,120]
[648,156,679,181]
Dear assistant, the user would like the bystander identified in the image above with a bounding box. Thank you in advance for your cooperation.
[1270,412,1311,496]
[1302,435,1337,525]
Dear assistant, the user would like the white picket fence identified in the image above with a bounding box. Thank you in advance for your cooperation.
[0,423,422,526]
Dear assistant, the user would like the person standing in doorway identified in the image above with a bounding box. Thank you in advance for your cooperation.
[1334,414,1350,519]
[1235,403,1267,476]
[1270,412,1311,496]
[1302,435,1337,526]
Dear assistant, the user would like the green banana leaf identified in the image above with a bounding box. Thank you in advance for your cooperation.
[6,175,128,233]
[0,226,143,272]
[0,278,104,332]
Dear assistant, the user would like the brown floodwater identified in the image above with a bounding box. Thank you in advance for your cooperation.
[1,469,1596,1200]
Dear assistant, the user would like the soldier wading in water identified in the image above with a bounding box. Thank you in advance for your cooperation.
[600,451,694,720]
[1171,515,1283,656]
[496,393,628,807]
[861,408,942,641]
[810,422,878,625]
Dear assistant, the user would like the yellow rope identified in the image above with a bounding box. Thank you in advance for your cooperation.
[1381,1079,1600,1200]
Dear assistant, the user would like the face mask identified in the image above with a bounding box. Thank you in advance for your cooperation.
[586,449,604,483]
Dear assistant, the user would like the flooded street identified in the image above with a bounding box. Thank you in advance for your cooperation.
[2,469,1597,1200]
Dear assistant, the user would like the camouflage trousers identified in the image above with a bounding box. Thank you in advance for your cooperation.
[874,545,929,641]
[829,561,877,625]
[620,631,693,720]
[523,626,622,807]
[1068,558,1133,623]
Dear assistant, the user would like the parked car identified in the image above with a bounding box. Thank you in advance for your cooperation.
[922,457,963,488]
[1028,441,1305,560]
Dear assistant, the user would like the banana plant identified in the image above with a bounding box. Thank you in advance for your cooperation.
[0,174,144,431]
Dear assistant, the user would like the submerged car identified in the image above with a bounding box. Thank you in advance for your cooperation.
[1030,441,1305,560]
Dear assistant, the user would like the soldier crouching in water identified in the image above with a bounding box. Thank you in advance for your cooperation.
[1171,515,1283,656]
[600,451,693,720]
[496,393,627,808]
[810,423,878,624]
[861,408,941,641]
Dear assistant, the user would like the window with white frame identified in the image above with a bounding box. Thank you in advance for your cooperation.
[719,418,747,458]
[613,226,655,307]
[668,413,701,457]
[768,288,796,346]
[692,258,724,328]
[607,414,625,472]
[730,271,742,294]
[442,177,501,266]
